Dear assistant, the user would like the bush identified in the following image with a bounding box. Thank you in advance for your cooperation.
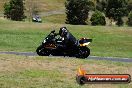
[128,11,132,26]
[4,3,11,19]
[90,11,106,26]
[116,17,124,26]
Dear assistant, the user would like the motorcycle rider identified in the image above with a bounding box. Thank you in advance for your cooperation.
[59,27,77,49]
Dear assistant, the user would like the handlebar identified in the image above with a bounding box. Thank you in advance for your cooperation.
[50,30,59,36]
[54,33,59,36]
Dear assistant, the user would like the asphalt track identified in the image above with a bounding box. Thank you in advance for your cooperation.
[0,51,132,63]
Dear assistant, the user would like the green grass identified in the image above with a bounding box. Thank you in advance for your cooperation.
[0,19,132,58]
[0,54,132,88]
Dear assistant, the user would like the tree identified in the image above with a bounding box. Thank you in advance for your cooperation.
[96,0,108,12]
[65,0,90,25]
[105,0,128,26]
[4,0,25,21]
[127,0,132,12]
[90,10,106,26]
[4,3,11,19]
[116,17,124,26]
[128,11,132,26]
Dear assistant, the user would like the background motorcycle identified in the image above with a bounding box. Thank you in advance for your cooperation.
[36,30,92,58]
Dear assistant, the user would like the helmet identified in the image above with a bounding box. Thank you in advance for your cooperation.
[59,27,68,37]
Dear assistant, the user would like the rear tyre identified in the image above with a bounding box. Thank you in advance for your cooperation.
[76,47,90,59]
[36,45,50,56]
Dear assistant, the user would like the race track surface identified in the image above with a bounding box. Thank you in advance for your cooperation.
[0,51,132,63]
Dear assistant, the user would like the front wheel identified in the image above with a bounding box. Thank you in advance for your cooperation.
[76,47,90,59]
[36,45,50,56]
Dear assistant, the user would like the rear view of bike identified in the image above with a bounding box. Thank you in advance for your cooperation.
[75,38,92,58]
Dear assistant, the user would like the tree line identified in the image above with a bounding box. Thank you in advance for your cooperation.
[3,0,132,26]
[65,0,132,26]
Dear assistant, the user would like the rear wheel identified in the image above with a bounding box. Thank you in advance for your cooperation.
[36,45,50,56]
[76,47,90,59]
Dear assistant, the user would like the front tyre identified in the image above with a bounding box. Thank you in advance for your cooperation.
[36,45,50,56]
[76,47,90,59]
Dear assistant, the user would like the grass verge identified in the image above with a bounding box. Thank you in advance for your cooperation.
[0,54,132,88]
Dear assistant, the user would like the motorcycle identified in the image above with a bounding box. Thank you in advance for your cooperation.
[36,30,92,58]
